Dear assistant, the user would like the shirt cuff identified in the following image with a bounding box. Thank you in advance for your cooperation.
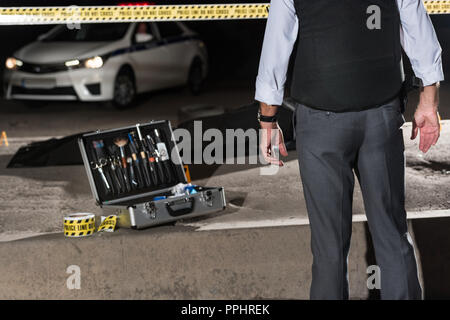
[416,65,445,86]
[254,78,285,106]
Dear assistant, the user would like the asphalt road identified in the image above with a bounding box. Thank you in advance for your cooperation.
[0,79,256,137]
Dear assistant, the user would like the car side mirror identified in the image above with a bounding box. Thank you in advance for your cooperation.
[135,33,153,43]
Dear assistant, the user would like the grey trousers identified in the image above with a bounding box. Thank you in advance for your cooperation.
[295,97,422,300]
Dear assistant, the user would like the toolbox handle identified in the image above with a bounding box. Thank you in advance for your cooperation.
[165,197,194,217]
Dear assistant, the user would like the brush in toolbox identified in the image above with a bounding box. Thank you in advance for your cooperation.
[113,136,133,192]
[129,130,153,188]
[135,125,157,186]
[106,145,127,194]
[127,132,146,188]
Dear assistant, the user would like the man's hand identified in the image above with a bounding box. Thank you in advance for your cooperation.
[411,84,441,153]
[259,102,288,166]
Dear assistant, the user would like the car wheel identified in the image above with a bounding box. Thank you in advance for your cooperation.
[188,58,204,95]
[112,68,136,109]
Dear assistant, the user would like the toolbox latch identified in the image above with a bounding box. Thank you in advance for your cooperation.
[200,190,214,207]
[144,202,157,219]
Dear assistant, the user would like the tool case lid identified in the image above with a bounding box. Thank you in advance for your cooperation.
[78,120,188,206]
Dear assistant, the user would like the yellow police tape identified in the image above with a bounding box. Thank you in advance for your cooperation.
[424,0,450,14]
[64,213,96,238]
[98,215,117,233]
[0,1,444,25]
[0,4,270,25]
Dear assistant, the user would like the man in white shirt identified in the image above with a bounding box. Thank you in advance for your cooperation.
[255,0,443,299]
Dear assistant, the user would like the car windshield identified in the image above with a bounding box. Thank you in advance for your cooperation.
[42,23,130,42]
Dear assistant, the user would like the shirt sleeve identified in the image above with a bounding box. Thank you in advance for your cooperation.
[254,0,299,106]
[397,0,444,86]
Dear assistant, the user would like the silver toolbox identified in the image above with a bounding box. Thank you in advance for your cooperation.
[78,120,226,229]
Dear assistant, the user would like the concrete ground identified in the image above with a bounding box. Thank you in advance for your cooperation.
[0,83,449,299]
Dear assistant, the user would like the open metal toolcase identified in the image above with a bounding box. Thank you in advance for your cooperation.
[78,120,226,229]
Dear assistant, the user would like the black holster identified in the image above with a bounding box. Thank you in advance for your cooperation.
[399,75,423,114]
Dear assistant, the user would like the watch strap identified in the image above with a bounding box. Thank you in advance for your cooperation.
[258,110,278,123]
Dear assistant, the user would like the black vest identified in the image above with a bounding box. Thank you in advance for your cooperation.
[290,0,404,112]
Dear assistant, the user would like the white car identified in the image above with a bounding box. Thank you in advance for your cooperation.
[3,21,208,108]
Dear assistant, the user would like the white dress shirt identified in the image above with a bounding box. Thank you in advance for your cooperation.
[255,0,445,106]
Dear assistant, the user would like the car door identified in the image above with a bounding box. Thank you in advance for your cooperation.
[127,22,167,93]
[153,22,191,87]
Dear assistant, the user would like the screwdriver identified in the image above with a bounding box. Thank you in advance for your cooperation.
[154,129,174,182]
[128,133,145,188]
[135,125,153,187]
[146,134,167,185]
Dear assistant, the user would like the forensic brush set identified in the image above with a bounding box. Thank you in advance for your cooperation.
[78,120,226,229]
[86,123,177,199]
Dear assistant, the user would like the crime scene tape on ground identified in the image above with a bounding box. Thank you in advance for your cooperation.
[64,213,96,238]
[98,215,117,232]
[0,2,444,25]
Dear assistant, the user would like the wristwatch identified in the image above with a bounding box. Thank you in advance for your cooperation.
[257,109,278,123]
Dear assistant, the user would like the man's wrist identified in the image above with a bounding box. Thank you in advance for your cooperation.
[418,83,439,112]
[259,102,279,117]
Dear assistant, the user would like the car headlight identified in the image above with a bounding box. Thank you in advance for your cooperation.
[65,59,80,67]
[5,57,23,70]
[84,56,103,69]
